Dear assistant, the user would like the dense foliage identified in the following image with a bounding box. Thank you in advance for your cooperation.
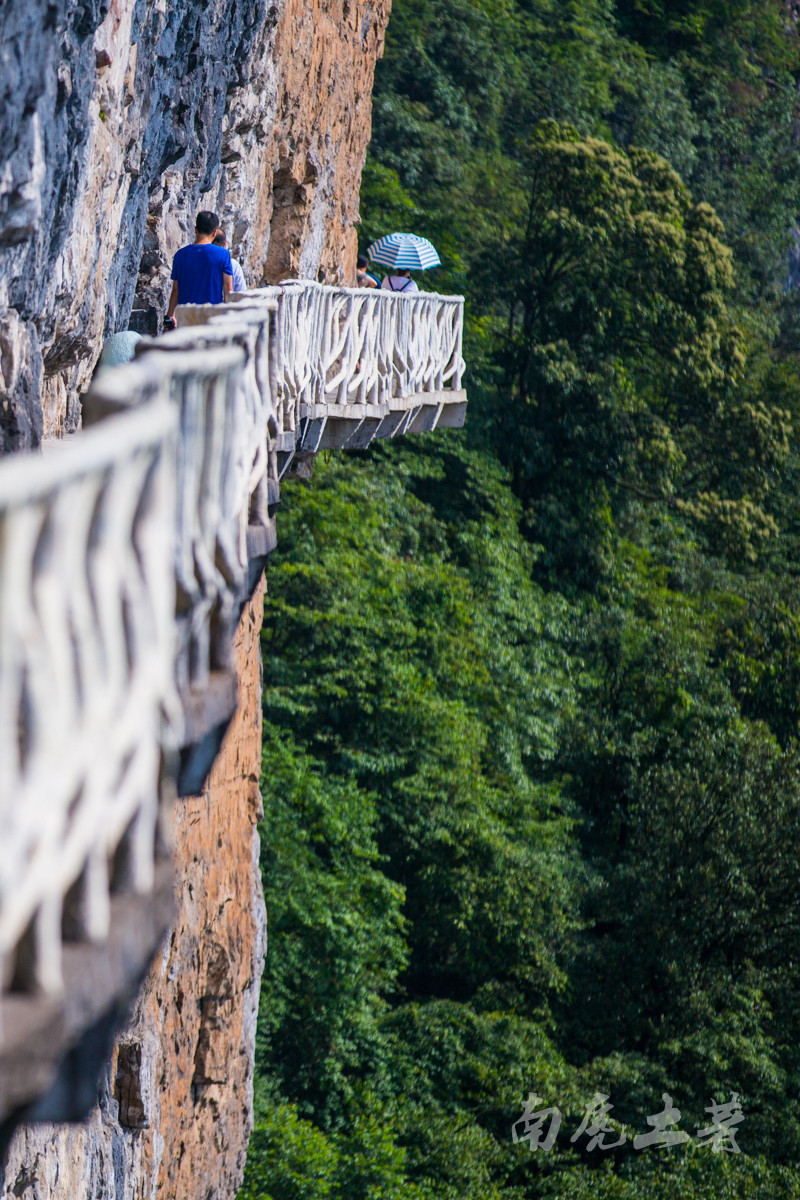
[242,2,800,1197]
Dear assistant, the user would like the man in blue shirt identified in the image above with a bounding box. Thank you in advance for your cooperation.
[165,211,233,328]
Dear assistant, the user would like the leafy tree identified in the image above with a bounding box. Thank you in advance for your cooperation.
[487,121,794,580]
[243,441,800,1196]
[713,577,800,746]
[254,727,407,1126]
[261,444,581,1008]
[243,2,800,1197]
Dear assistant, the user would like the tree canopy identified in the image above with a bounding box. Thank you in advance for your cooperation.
[241,2,800,1198]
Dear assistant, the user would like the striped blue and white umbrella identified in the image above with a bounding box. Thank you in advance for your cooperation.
[366,232,441,271]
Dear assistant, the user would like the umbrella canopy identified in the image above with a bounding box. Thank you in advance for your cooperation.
[366,232,441,271]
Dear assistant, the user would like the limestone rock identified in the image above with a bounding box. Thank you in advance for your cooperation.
[0,310,42,453]
[0,0,390,445]
[0,0,391,1192]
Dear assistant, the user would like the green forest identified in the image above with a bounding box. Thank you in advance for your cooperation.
[241,2,800,1196]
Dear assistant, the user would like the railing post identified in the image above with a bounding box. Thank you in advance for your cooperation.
[454,298,465,390]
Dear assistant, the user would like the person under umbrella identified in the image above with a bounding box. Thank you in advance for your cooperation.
[366,232,441,293]
[383,269,417,293]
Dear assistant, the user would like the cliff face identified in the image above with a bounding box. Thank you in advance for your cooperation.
[2,584,267,1200]
[0,0,389,446]
[0,0,391,1194]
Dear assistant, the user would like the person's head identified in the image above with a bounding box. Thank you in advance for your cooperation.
[195,210,220,238]
[357,254,369,270]
[213,230,227,247]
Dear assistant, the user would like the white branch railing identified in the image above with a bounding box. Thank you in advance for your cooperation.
[88,312,280,795]
[0,397,176,996]
[179,282,466,447]
[0,278,466,1115]
[90,348,248,696]
[0,310,280,1009]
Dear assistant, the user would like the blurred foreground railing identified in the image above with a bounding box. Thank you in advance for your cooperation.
[0,280,465,1129]
[0,396,177,1121]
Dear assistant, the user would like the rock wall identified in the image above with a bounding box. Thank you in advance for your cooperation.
[2,582,268,1200]
[0,0,390,446]
[0,0,392,1191]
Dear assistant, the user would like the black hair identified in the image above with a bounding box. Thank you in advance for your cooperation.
[357,254,369,269]
[213,230,226,246]
[196,210,220,236]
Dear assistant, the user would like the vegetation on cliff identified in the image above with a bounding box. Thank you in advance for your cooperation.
[243,2,800,1197]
